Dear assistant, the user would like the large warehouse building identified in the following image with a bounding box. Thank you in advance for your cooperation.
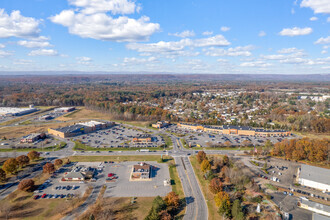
[177,123,291,136]
[298,164,330,192]
[0,107,37,116]
[48,120,115,138]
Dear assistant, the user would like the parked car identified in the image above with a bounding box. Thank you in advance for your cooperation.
[41,194,47,198]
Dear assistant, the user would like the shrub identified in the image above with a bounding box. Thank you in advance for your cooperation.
[18,179,35,191]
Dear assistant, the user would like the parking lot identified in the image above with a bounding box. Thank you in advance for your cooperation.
[103,161,171,197]
[33,161,171,199]
[74,125,165,148]
[33,163,88,199]
[0,136,63,150]
[179,128,296,148]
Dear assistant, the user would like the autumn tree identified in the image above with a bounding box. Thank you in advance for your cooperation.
[18,179,35,192]
[209,177,223,194]
[215,191,231,218]
[2,158,18,174]
[16,155,30,168]
[201,159,211,173]
[54,159,63,167]
[145,196,167,220]
[159,210,171,220]
[27,151,40,161]
[231,199,244,220]
[43,163,55,174]
[197,151,207,164]
[164,191,180,209]
[223,155,229,165]
[0,168,6,182]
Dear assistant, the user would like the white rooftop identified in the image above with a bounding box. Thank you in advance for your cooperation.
[78,120,105,127]
[0,107,36,115]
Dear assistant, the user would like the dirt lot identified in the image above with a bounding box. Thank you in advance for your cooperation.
[79,197,154,220]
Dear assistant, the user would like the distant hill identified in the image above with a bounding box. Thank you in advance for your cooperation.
[0,72,329,83]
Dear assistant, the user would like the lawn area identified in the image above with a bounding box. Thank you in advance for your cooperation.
[166,131,186,137]
[292,131,330,140]
[190,156,222,220]
[0,142,67,152]
[159,133,173,148]
[180,138,188,149]
[68,155,172,163]
[73,141,169,151]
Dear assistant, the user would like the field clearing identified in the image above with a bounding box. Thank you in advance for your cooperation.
[0,122,72,138]
[293,131,330,140]
[79,197,154,220]
[56,108,152,127]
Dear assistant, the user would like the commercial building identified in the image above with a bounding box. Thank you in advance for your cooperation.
[152,121,170,129]
[62,166,96,181]
[0,107,37,116]
[131,162,151,180]
[48,120,114,138]
[20,133,42,143]
[77,120,114,131]
[132,134,153,143]
[177,123,291,136]
[298,164,330,192]
[54,107,76,113]
[299,199,330,217]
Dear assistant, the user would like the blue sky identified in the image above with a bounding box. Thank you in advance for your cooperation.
[0,0,329,74]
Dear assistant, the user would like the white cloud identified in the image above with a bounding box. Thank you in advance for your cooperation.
[0,50,12,57]
[50,9,159,42]
[310,16,318,21]
[277,47,303,54]
[220,26,230,32]
[76,56,92,64]
[301,0,330,14]
[321,50,327,54]
[279,27,312,36]
[127,35,230,54]
[0,43,5,48]
[123,56,157,65]
[204,45,254,57]
[258,31,266,37]
[28,49,58,56]
[240,61,272,67]
[13,59,33,65]
[328,17,330,22]
[17,38,52,48]
[315,36,330,44]
[0,9,41,38]
[202,31,213,36]
[169,30,195,38]
[68,0,140,15]
[194,35,230,47]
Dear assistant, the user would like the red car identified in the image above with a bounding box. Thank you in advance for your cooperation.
[41,193,47,198]
[33,195,39,200]
[108,173,114,177]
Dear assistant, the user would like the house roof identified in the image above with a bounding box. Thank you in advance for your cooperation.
[299,164,330,186]
[133,163,150,172]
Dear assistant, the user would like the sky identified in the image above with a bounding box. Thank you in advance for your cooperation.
[0,0,330,74]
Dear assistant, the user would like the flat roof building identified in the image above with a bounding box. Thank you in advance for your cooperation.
[20,133,41,143]
[131,162,151,180]
[298,164,330,192]
[48,120,114,138]
[299,199,330,217]
[0,107,37,116]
